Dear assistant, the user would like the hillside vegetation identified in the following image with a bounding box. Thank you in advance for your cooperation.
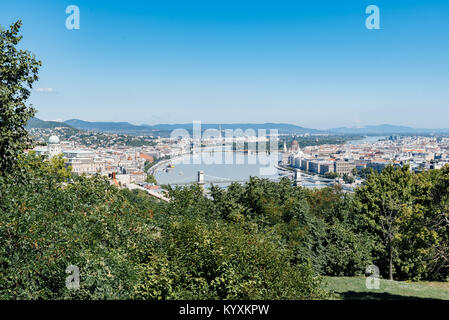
[26,117,74,129]
[2,153,449,299]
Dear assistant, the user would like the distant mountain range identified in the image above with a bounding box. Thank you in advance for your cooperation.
[63,119,322,135]
[26,117,74,129]
[27,118,449,136]
[150,123,323,134]
[64,119,157,134]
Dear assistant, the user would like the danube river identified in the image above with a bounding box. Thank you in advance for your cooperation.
[154,147,329,189]
[346,136,387,145]
[153,136,387,189]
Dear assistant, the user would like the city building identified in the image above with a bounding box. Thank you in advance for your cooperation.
[33,135,62,158]
[334,160,355,176]
[64,150,106,174]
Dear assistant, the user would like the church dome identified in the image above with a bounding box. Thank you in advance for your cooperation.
[291,139,299,151]
[48,135,60,144]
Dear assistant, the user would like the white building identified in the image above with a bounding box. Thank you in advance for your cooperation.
[64,150,106,175]
[33,135,62,158]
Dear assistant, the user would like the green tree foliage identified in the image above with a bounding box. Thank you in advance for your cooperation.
[323,172,339,179]
[0,156,331,299]
[306,186,374,276]
[0,21,41,174]
[134,218,327,299]
[0,153,162,299]
[144,160,156,173]
[353,167,374,179]
[208,179,373,276]
[342,173,355,184]
[354,164,449,281]
[145,174,157,184]
[354,165,420,280]
[354,165,414,280]
[419,167,449,279]
[397,167,449,280]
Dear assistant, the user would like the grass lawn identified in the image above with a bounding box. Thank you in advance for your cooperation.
[324,276,449,300]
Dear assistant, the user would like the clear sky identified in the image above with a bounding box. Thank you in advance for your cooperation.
[1,0,448,129]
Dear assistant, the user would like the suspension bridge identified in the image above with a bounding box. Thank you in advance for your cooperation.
[133,169,338,202]
[160,170,302,186]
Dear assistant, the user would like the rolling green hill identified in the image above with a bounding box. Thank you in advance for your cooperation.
[26,117,74,129]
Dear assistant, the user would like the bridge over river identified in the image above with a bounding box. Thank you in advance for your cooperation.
[156,170,336,187]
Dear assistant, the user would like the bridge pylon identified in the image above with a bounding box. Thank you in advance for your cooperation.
[293,169,301,187]
[197,170,205,191]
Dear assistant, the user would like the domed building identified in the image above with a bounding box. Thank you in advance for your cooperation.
[287,138,306,168]
[48,135,62,157]
[291,139,299,152]
[48,135,60,144]
[33,135,62,158]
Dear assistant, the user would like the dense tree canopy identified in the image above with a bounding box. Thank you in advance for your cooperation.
[0,20,41,174]
[355,165,449,281]
[0,156,331,299]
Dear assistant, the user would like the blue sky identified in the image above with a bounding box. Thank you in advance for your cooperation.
[1,0,448,128]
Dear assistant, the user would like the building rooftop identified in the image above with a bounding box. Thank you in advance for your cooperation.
[48,135,60,144]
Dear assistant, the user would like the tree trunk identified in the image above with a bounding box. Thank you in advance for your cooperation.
[389,241,393,280]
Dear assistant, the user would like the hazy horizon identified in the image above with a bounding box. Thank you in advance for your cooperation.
[35,116,449,131]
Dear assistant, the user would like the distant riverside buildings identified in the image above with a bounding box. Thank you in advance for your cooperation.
[334,160,355,176]
[285,135,449,177]
[290,157,355,176]
[285,138,410,177]
[32,135,145,180]
[30,132,449,191]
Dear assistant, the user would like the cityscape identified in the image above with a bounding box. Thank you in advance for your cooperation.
[29,122,449,193]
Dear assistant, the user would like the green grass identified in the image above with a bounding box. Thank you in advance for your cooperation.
[324,276,449,300]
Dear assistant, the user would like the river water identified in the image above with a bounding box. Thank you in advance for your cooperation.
[154,147,328,188]
[347,136,387,145]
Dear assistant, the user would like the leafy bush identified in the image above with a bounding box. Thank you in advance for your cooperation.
[134,217,328,299]
[0,154,160,299]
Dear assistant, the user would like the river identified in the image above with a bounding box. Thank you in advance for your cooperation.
[347,136,388,145]
[154,147,330,189]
